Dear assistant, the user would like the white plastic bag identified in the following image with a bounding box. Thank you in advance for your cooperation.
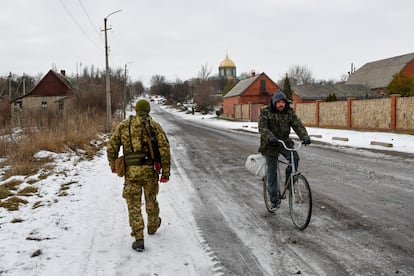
[245,154,266,177]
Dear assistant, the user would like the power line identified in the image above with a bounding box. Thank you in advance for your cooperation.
[77,0,103,42]
[59,0,102,50]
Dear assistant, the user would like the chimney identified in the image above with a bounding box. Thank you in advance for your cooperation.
[251,70,256,77]
[60,70,66,76]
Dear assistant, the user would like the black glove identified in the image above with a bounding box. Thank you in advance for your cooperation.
[268,136,279,146]
[302,136,311,145]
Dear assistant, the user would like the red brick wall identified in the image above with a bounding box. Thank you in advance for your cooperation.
[292,93,315,103]
[402,60,414,76]
[223,73,278,117]
[223,96,239,117]
[242,75,278,98]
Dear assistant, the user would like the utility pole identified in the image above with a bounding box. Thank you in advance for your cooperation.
[22,74,26,95]
[8,72,12,100]
[123,64,127,119]
[124,62,133,119]
[103,9,122,131]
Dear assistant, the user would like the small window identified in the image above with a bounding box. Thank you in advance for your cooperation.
[41,101,48,109]
[14,100,22,109]
[260,80,266,94]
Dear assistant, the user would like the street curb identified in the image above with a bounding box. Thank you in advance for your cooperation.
[310,134,394,148]
[332,137,349,141]
[370,141,393,148]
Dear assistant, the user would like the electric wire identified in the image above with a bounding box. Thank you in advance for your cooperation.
[59,0,102,50]
[77,0,103,42]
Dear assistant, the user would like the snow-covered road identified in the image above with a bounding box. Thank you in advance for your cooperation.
[1,102,413,275]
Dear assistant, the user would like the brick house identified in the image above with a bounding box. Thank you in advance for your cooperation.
[346,52,414,95]
[291,83,374,103]
[11,70,79,123]
[223,72,279,120]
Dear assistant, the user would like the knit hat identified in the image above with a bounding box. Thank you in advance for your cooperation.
[271,90,288,106]
[135,99,150,113]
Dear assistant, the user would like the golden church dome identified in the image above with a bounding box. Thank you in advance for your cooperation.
[219,54,236,68]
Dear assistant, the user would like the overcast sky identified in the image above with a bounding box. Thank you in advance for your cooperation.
[2,0,414,86]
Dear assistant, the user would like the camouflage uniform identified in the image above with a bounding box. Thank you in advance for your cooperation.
[107,101,170,241]
[258,90,309,205]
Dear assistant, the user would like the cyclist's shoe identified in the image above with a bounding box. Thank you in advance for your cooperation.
[271,199,281,210]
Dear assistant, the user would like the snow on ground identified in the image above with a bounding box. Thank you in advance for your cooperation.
[1,103,413,276]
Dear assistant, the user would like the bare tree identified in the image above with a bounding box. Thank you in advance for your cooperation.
[194,80,215,113]
[287,65,314,85]
[169,79,189,103]
[198,63,212,81]
[149,75,166,95]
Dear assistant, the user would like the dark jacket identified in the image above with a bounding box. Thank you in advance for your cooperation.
[258,91,309,157]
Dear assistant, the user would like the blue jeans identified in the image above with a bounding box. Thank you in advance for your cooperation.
[265,149,299,204]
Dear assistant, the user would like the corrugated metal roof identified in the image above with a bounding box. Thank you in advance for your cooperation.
[223,73,262,98]
[346,52,414,88]
[292,83,374,100]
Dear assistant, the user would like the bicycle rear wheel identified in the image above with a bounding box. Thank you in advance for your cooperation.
[263,177,275,213]
[289,174,312,230]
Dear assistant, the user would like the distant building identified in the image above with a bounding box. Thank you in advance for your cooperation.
[346,52,414,95]
[11,70,80,124]
[218,53,237,79]
[223,72,279,120]
[291,83,374,103]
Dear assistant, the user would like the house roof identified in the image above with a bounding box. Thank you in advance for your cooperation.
[11,70,79,102]
[224,73,263,98]
[346,52,414,89]
[292,83,374,100]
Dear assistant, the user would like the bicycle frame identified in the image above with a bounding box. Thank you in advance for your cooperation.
[277,139,302,199]
[262,139,312,230]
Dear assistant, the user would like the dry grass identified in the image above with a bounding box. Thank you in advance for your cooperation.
[17,186,39,196]
[0,180,23,199]
[0,108,105,211]
[0,109,107,210]
[0,196,28,211]
[0,186,13,199]
[1,109,106,179]
[57,181,78,197]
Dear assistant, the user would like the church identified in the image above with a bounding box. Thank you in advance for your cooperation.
[218,53,237,79]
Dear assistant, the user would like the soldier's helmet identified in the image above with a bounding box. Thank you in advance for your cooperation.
[135,99,151,114]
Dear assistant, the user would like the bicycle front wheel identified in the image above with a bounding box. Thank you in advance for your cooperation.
[289,174,312,230]
[263,177,275,213]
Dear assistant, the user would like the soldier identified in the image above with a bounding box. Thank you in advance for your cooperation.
[107,99,170,252]
[258,90,311,210]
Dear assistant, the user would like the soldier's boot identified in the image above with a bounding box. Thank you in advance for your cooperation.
[132,239,145,252]
[148,217,161,235]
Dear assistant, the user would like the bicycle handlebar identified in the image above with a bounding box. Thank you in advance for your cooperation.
[277,139,302,151]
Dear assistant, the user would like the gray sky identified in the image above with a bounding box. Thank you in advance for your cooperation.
[2,0,414,86]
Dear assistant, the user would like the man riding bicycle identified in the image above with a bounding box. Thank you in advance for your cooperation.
[258,89,311,210]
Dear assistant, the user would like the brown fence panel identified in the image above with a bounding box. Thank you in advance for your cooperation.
[397,96,414,130]
[234,104,242,120]
[250,104,264,122]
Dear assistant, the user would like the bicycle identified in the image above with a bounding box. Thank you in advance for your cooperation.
[263,139,312,230]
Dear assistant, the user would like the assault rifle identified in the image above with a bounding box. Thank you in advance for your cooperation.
[143,120,161,173]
